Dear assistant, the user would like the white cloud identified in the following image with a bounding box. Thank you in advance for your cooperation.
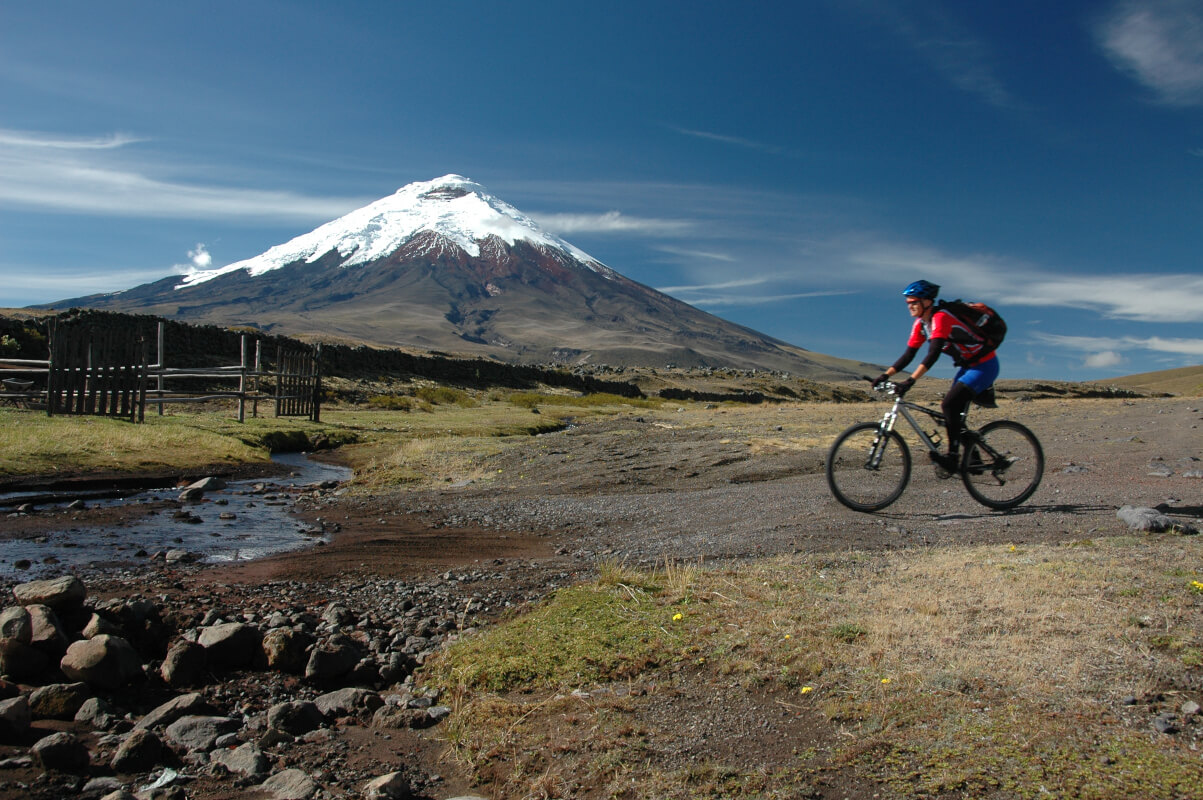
[532,210,693,236]
[0,128,369,222]
[1084,350,1126,368]
[1097,0,1203,105]
[847,242,1203,323]
[1032,331,1203,357]
[188,244,212,269]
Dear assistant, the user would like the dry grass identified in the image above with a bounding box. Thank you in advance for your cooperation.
[425,535,1203,798]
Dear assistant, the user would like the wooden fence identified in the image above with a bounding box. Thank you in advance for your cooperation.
[47,322,149,421]
[0,321,321,423]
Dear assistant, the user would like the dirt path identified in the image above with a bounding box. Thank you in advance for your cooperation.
[217,396,1202,587]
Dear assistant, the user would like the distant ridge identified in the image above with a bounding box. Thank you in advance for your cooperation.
[42,175,876,381]
[1107,364,1203,396]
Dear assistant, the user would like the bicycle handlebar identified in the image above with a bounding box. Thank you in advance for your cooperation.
[861,375,900,397]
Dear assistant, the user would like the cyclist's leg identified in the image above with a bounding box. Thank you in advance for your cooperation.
[944,356,1000,455]
[942,380,975,459]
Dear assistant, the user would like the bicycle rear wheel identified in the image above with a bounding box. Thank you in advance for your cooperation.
[826,422,912,512]
[960,420,1043,510]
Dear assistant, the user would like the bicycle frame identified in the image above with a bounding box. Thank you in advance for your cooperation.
[871,385,959,459]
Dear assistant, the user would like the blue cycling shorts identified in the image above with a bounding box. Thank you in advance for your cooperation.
[955,355,1000,395]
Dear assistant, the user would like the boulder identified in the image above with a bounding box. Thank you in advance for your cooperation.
[163,714,241,753]
[28,682,92,720]
[304,634,362,685]
[12,576,86,612]
[210,741,269,777]
[364,772,418,800]
[0,637,50,680]
[1117,505,1200,535]
[82,613,123,639]
[198,622,263,670]
[0,607,32,642]
[315,687,384,719]
[135,692,215,731]
[75,696,119,729]
[26,604,69,657]
[110,727,163,773]
[267,700,325,737]
[61,634,142,689]
[160,640,207,688]
[31,731,90,773]
[262,627,313,674]
[258,768,318,800]
[0,696,30,742]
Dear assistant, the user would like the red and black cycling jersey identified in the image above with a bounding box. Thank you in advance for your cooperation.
[907,310,997,368]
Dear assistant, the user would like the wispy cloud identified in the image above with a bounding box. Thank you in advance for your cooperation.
[531,210,693,236]
[1096,0,1203,106]
[667,126,791,156]
[847,242,1203,323]
[684,290,856,308]
[0,128,369,222]
[1032,331,1203,369]
[0,130,144,150]
[657,277,773,294]
[852,2,1016,109]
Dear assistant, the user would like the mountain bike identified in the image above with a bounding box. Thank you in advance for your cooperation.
[826,379,1044,512]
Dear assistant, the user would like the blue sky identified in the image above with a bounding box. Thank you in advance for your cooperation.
[2,0,1202,381]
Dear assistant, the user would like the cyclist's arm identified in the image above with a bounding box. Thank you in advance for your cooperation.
[906,337,947,382]
[882,346,919,380]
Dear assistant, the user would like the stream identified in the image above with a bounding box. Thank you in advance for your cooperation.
[0,453,351,580]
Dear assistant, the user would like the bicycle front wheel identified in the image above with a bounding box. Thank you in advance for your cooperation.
[826,422,912,512]
[961,420,1044,510]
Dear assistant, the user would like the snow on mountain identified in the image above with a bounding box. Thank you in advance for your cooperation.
[179,175,605,287]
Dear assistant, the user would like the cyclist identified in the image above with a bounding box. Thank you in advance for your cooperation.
[872,280,1000,474]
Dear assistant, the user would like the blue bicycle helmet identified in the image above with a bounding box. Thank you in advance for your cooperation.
[902,280,940,300]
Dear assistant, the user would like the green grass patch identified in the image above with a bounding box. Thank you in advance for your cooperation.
[425,582,689,692]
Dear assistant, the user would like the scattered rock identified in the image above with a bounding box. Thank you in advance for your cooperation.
[61,634,142,689]
[163,714,241,753]
[111,727,164,773]
[28,682,92,720]
[1116,505,1200,535]
[31,731,90,773]
[198,622,263,670]
[0,696,30,741]
[12,575,87,612]
[257,767,319,800]
[267,700,325,737]
[210,741,269,778]
[160,639,207,688]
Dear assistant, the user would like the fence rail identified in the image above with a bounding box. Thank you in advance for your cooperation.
[0,321,321,423]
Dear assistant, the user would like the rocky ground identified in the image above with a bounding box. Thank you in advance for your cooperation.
[0,392,1201,799]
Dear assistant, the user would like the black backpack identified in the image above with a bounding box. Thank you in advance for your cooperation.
[936,299,1007,354]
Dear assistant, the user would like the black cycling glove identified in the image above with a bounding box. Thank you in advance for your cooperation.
[893,378,915,396]
[872,373,890,388]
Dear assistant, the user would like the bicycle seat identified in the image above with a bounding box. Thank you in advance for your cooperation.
[972,387,997,408]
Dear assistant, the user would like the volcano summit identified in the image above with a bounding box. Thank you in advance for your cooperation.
[50,175,870,378]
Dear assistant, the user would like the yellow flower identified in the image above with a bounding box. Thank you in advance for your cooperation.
[1191,580,1203,593]
[672,613,683,622]
[800,686,814,694]
[881,678,891,685]
[1009,545,1017,552]
[784,634,791,640]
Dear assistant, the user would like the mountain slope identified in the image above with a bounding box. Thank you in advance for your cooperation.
[47,175,875,379]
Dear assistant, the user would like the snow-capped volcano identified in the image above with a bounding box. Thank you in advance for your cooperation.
[45,176,870,378]
[180,174,607,287]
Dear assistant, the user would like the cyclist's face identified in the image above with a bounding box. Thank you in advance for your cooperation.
[906,297,929,318]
